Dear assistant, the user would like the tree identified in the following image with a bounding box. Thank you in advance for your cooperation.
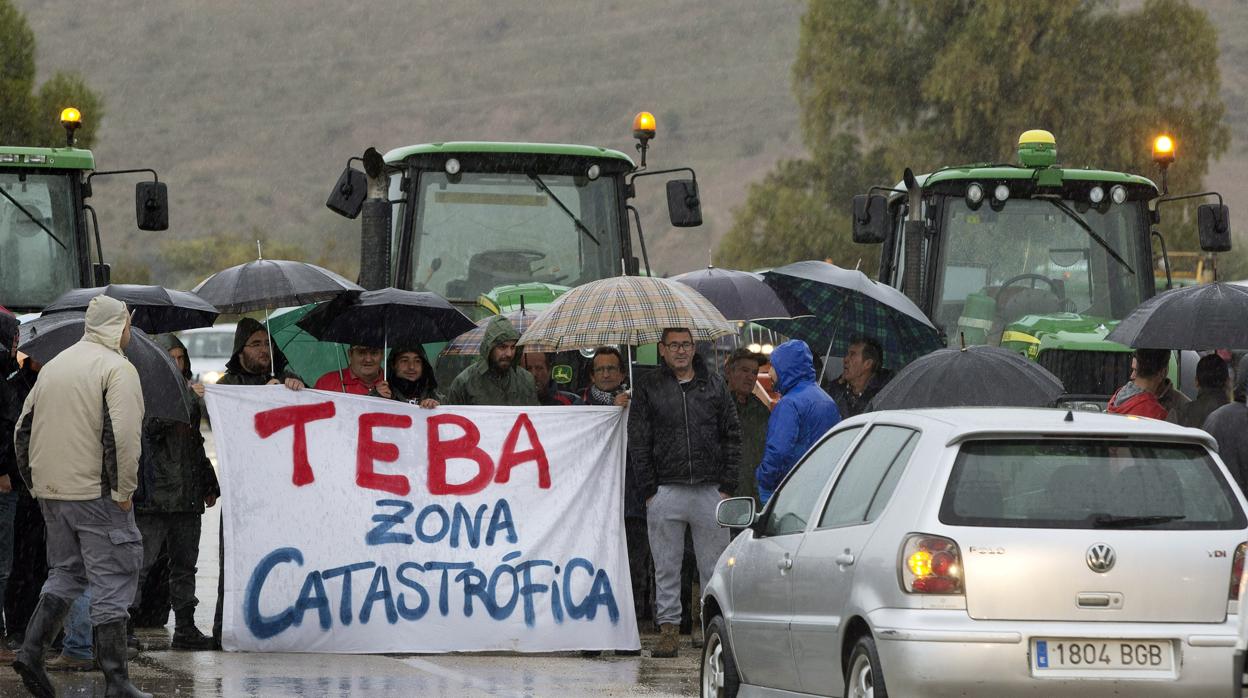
[0,0,103,147]
[718,0,1228,269]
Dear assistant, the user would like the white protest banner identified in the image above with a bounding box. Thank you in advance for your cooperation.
[205,385,638,653]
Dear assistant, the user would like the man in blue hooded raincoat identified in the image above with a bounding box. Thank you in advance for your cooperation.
[756,340,842,503]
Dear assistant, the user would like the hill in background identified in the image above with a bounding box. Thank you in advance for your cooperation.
[17,0,1248,285]
[18,0,805,286]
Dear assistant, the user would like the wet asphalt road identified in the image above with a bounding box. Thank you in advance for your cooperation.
[0,428,701,697]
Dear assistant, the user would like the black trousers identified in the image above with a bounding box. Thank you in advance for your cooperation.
[130,512,203,615]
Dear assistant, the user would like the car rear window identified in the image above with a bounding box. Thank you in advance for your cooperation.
[182,331,234,358]
[940,439,1246,530]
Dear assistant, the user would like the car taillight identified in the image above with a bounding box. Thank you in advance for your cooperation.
[1230,542,1247,600]
[901,534,964,594]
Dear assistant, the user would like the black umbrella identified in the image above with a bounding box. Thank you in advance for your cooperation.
[671,266,803,322]
[296,288,477,348]
[1106,282,1248,350]
[869,344,1065,410]
[42,284,219,333]
[191,259,362,314]
[19,312,195,423]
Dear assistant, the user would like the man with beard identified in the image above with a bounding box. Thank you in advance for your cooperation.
[444,316,538,406]
[372,346,441,408]
[216,318,305,389]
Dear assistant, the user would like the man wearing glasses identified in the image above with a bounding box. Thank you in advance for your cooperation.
[580,346,630,407]
[629,328,741,658]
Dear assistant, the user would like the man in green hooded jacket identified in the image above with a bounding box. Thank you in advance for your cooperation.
[444,316,539,406]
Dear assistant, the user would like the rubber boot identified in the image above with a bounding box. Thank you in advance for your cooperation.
[123,615,142,654]
[652,623,680,658]
[13,594,71,698]
[93,620,151,698]
[170,609,215,650]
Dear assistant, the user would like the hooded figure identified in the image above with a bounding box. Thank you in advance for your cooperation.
[136,334,220,515]
[217,317,301,386]
[755,340,842,504]
[369,344,442,403]
[12,295,150,697]
[1202,355,1248,495]
[443,316,539,406]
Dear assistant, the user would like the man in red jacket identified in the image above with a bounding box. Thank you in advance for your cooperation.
[1107,348,1170,420]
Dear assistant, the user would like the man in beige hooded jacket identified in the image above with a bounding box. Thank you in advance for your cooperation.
[12,295,150,698]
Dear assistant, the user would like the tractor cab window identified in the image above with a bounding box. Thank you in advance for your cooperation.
[404,171,623,302]
[0,172,78,312]
[934,197,1145,347]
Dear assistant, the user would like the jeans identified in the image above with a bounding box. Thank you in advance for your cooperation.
[62,592,92,660]
[0,489,16,633]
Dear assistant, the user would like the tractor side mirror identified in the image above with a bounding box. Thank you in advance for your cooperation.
[666,179,702,228]
[852,194,890,244]
[1197,203,1231,252]
[135,181,168,231]
[326,166,367,219]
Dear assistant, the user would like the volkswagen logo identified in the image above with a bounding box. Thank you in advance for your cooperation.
[1086,543,1116,573]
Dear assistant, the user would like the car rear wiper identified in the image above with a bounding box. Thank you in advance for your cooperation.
[1092,514,1186,528]
[0,187,65,250]
[1038,196,1133,275]
[528,174,600,246]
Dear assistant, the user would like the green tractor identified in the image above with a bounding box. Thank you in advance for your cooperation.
[0,108,169,315]
[325,112,700,386]
[852,130,1231,407]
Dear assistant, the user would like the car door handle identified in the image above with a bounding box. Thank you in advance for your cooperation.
[835,553,855,566]
[777,556,793,571]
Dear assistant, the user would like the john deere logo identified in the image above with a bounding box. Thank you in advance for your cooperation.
[552,365,573,384]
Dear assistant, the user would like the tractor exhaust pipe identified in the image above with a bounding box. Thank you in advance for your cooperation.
[902,168,924,309]
[359,147,391,290]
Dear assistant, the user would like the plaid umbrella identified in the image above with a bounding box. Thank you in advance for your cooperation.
[441,309,540,357]
[758,260,943,369]
[517,276,735,351]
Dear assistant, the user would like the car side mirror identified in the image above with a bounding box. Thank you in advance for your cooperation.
[135,181,168,231]
[1197,203,1231,252]
[852,194,890,244]
[326,166,367,219]
[666,179,702,228]
[716,497,756,528]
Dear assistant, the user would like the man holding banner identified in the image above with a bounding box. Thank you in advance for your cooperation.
[629,327,741,658]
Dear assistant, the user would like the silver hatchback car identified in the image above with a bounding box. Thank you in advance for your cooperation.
[701,408,1247,697]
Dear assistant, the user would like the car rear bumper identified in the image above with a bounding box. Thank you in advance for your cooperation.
[868,608,1239,697]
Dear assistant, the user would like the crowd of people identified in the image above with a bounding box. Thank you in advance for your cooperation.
[0,299,905,695]
[14,291,1248,695]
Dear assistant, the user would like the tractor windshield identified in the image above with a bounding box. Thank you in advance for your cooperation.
[402,171,623,302]
[934,197,1147,346]
[0,172,79,312]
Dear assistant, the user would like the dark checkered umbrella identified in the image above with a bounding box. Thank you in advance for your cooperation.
[758,260,943,368]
